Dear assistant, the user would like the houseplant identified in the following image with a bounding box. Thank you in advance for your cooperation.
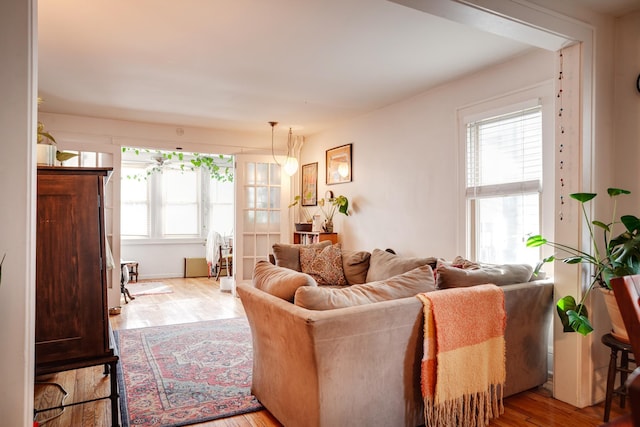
[318,194,349,233]
[526,188,640,337]
[288,194,314,231]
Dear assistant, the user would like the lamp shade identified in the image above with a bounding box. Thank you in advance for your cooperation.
[284,156,299,176]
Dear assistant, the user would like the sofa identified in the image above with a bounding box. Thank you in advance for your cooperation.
[237,244,554,427]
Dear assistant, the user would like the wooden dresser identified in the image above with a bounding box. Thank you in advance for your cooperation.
[35,166,120,426]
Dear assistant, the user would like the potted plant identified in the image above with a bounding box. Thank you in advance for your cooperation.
[526,188,640,338]
[36,97,57,165]
[318,194,349,233]
[289,195,314,232]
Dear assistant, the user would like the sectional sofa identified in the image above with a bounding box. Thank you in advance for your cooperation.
[237,243,554,427]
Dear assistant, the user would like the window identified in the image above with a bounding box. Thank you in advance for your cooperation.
[121,149,234,240]
[121,165,150,237]
[465,104,543,265]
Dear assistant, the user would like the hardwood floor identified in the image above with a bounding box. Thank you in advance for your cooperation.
[34,277,630,427]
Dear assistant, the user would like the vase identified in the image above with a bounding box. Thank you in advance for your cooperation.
[323,219,333,233]
[599,287,629,343]
[37,143,56,166]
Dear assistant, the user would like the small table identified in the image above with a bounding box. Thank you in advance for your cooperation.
[602,333,636,422]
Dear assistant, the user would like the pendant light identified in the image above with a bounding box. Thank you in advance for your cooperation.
[269,121,299,176]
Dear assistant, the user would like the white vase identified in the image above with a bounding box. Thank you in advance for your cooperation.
[37,144,56,166]
[599,287,629,343]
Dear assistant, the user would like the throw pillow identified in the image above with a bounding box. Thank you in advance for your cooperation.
[341,250,371,285]
[365,248,437,282]
[436,262,534,289]
[294,264,436,310]
[252,260,317,302]
[300,243,348,286]
[272,240,332,272]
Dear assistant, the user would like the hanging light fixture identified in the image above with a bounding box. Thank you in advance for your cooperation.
[269,121,299,176]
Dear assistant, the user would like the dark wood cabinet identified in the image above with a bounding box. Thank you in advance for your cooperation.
[35,167,120,426]
[36,166,114,373]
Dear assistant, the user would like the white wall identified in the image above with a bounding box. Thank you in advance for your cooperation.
[613,11,640,211]
[302,49,555,258]
[122,240,208,279]
[0,1,36,425]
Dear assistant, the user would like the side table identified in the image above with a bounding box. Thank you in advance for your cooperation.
[601,333,635,422]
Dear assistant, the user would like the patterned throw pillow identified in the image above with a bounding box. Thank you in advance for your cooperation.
[300,243,347,286]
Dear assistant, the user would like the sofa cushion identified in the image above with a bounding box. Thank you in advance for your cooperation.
[341,250,371,285]
[294,264,436,310]
[300,243,348,286]
[272,241,332,271]
[252,260,317,302]
[436,261,533,289]
[365,248,437,282]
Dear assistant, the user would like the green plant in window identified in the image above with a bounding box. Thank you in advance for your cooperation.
[121,148,233,182]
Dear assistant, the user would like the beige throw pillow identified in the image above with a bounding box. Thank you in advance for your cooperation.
[341,250,371,285]
[272,241,332,272]
[300,243,347,286]
[436,262,533,289]
[365,248,437,282]
[294,264,436,310]
[252,260,317,302]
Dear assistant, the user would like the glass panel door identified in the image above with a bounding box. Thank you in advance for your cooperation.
[234,154,290,283]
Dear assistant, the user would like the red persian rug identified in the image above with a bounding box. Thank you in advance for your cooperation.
[115,317,263,427]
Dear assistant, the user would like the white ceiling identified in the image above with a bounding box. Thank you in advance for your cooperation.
[36,0,639,135]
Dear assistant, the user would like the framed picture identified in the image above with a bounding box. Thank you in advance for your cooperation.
[301,162,318,206]
[326,143,352,184]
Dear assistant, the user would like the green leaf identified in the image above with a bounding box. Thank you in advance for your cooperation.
[526,235,547,247]
[621,215,640,233]
[557,296,593,335]
[562,256,584,264]
[567,310,594,335]
[592,220,610,232]
[607,188,630,197]
[570,193,597,203]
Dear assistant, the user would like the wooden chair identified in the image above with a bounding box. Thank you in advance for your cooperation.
[215,244,232,280]
[607,275,640,426]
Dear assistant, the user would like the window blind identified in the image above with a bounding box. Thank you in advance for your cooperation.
[466,105,542,197]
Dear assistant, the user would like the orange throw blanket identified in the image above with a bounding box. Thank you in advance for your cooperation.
[417,284,506,427]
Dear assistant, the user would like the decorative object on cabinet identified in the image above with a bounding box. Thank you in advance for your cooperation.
[301,162,318,206]
[318,194,349,233]
[326,143,352,184]
[35,166,120,427]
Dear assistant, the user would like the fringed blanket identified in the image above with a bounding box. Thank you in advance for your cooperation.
[417,284,506,427]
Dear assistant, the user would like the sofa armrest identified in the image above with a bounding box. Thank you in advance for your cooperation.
[500,279,554,396]
[237,282,426,427]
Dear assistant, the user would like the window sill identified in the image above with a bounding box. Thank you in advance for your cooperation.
[122,237,205,246]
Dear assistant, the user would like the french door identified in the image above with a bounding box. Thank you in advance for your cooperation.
[234,154,291,284]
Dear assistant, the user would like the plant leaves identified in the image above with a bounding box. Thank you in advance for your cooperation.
[567,310,594,335]
[562,256,584,264]
[621,215,640,233]
[607,188,631,197]
[526,235,547,247]
[570,193,597,203]
[592,220,610,232]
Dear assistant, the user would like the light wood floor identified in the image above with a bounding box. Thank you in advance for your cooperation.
[34,277,629,427]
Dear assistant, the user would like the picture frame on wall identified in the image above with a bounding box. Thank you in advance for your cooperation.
[326,143,352,185]
[301,162,318,206]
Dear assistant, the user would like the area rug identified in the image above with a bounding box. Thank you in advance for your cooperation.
[128,281,173,296]
[115,317,263,427]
